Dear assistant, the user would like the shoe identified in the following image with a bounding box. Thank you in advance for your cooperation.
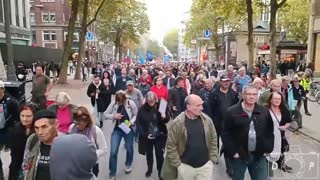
[280,165,292,172]
[226,169,233,178]
[145,169,152,177]
[305,112,312,116]
[125,166,132,174]
[109,175,116,180]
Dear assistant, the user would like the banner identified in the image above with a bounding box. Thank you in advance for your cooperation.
[164,54,170,63]
[146,51,153,61]
[138,48,145,64]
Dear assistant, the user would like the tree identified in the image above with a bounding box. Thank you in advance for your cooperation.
[184,0,247,63]
[74,0,107,80]
[58,0,80,84]
[97,0,150,62]
[270,0,287,78]
[163,28,179,55]
[146,39,161,57]
[279,0,310,44]
[246,0,254,70]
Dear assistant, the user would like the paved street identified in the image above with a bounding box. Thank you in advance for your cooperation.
[0,78,320,179]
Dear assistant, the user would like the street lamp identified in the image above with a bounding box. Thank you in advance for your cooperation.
[216,16,226,68]
[3,0,16,81]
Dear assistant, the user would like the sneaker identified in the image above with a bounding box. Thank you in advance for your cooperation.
[125,166,132,174]
[305,112,312,116]
[109,175,116,180]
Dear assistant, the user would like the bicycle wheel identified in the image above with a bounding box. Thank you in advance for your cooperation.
[316,91,320,105]
[307,89,317,102]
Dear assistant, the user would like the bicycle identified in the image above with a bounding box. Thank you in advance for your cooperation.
[307,81,320,104]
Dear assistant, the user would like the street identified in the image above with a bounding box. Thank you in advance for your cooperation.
[0,80,319,180]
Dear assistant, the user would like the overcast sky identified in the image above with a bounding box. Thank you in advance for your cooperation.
[145,0,192,41]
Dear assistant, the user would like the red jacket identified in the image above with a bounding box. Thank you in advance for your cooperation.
[150,85,169,101]
[138,75,152,85]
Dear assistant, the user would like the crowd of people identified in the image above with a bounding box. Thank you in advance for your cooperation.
[0,59,315,180]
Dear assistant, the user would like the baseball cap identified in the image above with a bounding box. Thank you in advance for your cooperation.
[220,75,230,81]
[126,80,134,86]
[33,109,57,122]
[0,81,4,88]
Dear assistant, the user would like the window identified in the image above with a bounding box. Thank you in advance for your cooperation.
[42,12,56,23]
[64,32,80,42]
[0,0,3,23]
[43,31,57,41]
[30,13,35,24]
[62,13,65,22]
[22,0,27,27]
[15,0,19,26]
[40,0,55,2]
[32,31,36,44]
[43,42,57,49]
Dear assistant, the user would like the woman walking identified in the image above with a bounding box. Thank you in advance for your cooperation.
[136,92,169,180]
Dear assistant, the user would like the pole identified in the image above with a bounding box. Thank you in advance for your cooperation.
[4,0,16,81]
[222,19,226,69]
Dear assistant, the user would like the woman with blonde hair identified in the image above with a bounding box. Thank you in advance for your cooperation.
[48,92,77,134]
[68,106,107,177]
[253,77,265,98]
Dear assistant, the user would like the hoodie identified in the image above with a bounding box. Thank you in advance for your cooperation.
[50,134,97,180]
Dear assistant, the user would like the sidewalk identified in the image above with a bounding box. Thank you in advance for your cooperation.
[297,101,320,141]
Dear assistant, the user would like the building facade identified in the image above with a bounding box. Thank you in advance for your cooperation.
[307,0,320,76]
[178,17,197,62]
[30,0,83,50]
[0,0,31,45]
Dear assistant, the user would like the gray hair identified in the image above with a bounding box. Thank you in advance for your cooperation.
[145,91,158,102]
[55,92,71,105]
[242,84,258,94]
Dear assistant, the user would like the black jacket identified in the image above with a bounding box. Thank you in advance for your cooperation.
[222,103,274,160]
[87,82,110,112]
[136,103,170,155]
[0,94,19,145]
[115,75,132,91]
[168,86,187,118]
[162,77,175,89]
[208,88,238,133]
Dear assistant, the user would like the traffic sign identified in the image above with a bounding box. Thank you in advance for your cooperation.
[203,29,212,38]
[86,31,95,41]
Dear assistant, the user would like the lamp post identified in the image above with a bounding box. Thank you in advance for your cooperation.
[216,16,226,68]
[4,0,16,81]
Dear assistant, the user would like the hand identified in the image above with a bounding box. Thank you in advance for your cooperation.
[147,134,156,139]
[44,92,49,97]
[279,126,287,131]
[90,93,95,97]
[161,112,166,119]
[172,106,177,111]
[233,153,240,159]
[113,113,123,120]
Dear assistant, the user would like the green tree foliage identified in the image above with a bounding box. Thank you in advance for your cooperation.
[184,0,247,61]
[163,28,179,55]
[147,39,161,57]
[97,0,150,61]
[279,0,310,44]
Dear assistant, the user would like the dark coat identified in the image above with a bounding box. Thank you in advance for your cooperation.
[0,94,19,145]
[222,103,274,160]
[168,86,188,118]
[115,75,132,91]
[162,77,175,89]
[87,82,109,112]
[136,103,170,155]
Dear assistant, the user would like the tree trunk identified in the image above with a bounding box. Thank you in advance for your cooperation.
[246,0,254,70]
[270,0,279,79]
[119,45,123,62]
[58,0,79,84]
[74,0,89,80]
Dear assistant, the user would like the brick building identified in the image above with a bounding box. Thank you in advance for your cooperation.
[30,0,80,49]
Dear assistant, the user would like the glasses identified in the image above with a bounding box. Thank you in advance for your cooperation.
[74,113,89,121]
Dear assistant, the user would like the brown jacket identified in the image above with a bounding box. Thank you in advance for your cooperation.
[161,112,218,180]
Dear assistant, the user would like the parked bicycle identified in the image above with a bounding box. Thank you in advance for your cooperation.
[307,81,320,104]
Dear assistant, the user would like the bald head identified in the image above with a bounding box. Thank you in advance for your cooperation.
[185,94,201,105]
[185,94,203,117]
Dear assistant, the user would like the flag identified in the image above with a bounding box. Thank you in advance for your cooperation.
[164,54,170,63]
[146,51,153,61]
[200,44,208,62]
[138,48,145,64]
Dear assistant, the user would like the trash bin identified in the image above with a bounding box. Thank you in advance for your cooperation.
[3,81,26,105]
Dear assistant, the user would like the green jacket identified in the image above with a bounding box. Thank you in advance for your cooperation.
[161,112,218,180]
[258,89,271,106]
[22,134,41,180]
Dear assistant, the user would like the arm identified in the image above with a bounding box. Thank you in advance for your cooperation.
[166,122,182,167]
[104,101,116,120]
[129,100,138,124]
[221,110,239,157]
[95,126,108,158]
[264,113,275,153]
[207,116,219,164]
[87,84,94,97]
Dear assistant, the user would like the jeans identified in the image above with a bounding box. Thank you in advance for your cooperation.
[109,128,134,176]
[94,103,104,127]
[232,154,268,180]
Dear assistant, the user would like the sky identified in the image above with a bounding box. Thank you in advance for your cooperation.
[145,0,192,42]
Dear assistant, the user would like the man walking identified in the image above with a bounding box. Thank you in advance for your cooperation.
[168,77,188,119]
[208,75,238,177]
[222,85,274,180]
[162,94,218,180]
[22,109,59,180]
